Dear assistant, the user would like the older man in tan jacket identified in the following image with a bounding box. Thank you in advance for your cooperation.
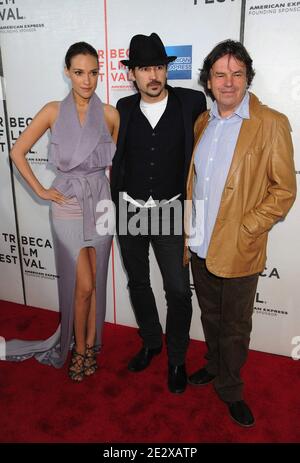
[185,40,296,427]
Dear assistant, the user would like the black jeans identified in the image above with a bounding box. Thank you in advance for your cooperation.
[117,206,192,366]
[191,253,259,402]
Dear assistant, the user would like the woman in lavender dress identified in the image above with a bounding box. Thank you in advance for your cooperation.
[6,42,119,382]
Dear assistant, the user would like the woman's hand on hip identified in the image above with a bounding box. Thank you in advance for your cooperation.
[38,187,67,204]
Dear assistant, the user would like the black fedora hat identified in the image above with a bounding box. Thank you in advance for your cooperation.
[121,32,177,68]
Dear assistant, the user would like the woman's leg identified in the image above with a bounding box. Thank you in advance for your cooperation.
[74,247,95,355]
[86,247,97,347]
[84,247,99,376]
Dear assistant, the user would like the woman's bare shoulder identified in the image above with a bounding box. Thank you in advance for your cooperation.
[39,101,60,127]
[103,103,119,124]
[103,103,118,114]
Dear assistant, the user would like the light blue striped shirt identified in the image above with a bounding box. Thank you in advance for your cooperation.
[190,91,250,258]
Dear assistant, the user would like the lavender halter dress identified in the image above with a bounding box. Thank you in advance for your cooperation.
[4,92,115,368]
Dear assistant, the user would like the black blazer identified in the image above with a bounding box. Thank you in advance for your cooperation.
[111,85,206,201]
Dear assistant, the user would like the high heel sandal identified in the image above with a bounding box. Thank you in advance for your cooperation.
[84,345,98,376]
[69,349,85,382]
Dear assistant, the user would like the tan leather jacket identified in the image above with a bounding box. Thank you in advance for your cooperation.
[184,93,297,277]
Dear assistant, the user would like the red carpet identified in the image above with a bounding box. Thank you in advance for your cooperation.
[0,300,299,443]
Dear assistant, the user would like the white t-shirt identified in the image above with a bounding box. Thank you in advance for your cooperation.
[140,93,168,129]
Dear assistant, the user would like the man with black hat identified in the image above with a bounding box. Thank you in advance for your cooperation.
[111,33,206,393]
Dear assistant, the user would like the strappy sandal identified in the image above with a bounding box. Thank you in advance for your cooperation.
[84,345,98,376]
[68,349,85,382]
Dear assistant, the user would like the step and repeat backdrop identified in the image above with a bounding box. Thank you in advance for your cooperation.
[0,0,299,357]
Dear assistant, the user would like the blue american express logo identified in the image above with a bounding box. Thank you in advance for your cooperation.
[166,45,192,80]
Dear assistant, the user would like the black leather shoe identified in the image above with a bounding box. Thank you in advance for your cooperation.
[128,346,162,372]
[188,368,216,386]
[168,364,187,394]
[226,400,255,427]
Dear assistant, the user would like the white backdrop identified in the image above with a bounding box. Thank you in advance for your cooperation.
[243,0,300,355]
[0,77,23,304]
[0,0,299,357]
